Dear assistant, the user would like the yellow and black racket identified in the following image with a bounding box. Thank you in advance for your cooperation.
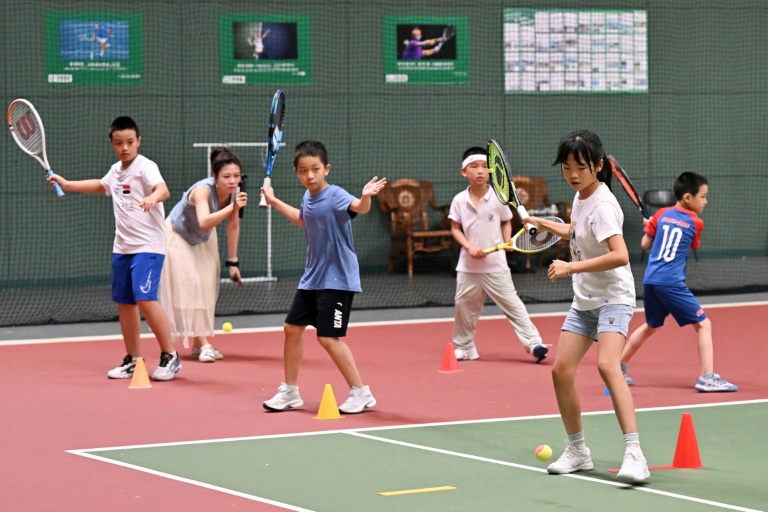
[488,139,536,235]
[484,216,564,254]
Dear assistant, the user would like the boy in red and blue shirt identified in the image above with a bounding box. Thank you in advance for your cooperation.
[621,172,736,392]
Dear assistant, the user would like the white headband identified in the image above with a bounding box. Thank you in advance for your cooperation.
[462,154,486,169]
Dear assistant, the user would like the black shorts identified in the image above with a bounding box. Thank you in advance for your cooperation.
[284,289,356,337]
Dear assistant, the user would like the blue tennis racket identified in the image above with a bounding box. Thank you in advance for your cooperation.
[259,90,286,208]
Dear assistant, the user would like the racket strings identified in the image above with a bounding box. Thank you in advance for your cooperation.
[488,146,510,204]
[10,106,44,154]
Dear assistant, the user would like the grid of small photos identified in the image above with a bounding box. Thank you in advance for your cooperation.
[504,9,647,93]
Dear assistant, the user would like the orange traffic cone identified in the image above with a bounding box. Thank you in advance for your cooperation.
[438,343,462,373]
[671,412,703,468]
[129,357,152,389]
[314,384,343,420]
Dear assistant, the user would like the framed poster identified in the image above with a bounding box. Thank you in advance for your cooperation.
[219,14,312,85]
[383,16,469,85]
[504,9,647,93]
[45,12,143,85]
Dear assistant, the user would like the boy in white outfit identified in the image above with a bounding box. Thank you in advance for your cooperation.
[448,146,549,363]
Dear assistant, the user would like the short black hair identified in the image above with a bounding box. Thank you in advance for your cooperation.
[673,172,708,200]
[462,146,487,161]
[293,140,328,168]
[109,116,140,139]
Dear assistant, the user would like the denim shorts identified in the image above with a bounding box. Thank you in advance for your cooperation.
[561,304,634,341]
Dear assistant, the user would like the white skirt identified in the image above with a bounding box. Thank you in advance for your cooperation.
[159,219,220,348]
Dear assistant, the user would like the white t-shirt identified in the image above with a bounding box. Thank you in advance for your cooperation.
[449,187,512,273]
[569,183,635,310]
[100,154,167,255]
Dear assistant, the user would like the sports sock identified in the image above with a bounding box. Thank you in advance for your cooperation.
[624,432,640,450]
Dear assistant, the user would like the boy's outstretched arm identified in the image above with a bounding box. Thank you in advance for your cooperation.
[261,184,303,226]
[350,176,387,214]
[47,174,105,194]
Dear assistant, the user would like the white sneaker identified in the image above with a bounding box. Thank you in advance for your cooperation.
[191,345,223,361]
[195,345,217,363]
[617,448,650,484]
[263,382,304,411]
[338,385,377,414]
[151,352,181,381]
[454,346,479,361]
[547,443,593,474]
[107,355,136,379]
[694,373,737,392]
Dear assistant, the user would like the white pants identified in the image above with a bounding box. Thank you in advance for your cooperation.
[452,270,542,351]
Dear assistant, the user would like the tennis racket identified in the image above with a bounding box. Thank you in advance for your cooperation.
[441,25,456,41]
[7,99,64,198]
[484,216,564,254]
[487,139,536,235]
[259,89,286,208]
[607,155,649,219]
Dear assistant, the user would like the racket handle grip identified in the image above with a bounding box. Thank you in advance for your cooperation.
[516,205,536,235]
[47,170,65,198]
[259,176,271,208]
[484,241,510,254]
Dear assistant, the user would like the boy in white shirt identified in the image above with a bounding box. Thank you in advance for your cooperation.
[448,146,548,363]
[48,116,180,381]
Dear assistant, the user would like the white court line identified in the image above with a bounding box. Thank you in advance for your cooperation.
[346,432,764,512]
[3,300,767,346]
[69,451,315,512]
[68,400,768,512]
[69,399,768,452]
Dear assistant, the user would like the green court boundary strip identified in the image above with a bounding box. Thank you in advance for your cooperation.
[68,400,768,512]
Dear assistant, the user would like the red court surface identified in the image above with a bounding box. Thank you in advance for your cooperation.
[1,303,764,511]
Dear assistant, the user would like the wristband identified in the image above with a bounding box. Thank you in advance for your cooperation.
[566,263,572,276]
[225,260,239,268]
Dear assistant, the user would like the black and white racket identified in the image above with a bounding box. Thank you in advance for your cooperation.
[259,90,286,208]
[7,99,64,198]
[488,139,535,235]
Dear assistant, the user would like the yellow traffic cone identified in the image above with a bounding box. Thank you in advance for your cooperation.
[314,384,343,419]
[129,357,152,389]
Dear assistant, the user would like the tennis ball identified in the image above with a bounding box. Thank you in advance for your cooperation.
[535,444,552,462]
[222,322,233,332]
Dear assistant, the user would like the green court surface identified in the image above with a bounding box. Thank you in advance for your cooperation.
[73,402,767,512]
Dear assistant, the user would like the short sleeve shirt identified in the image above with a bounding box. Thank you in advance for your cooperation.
[569,184,636,310]
[100,154,167,255]
[643,206,703,285]
[298,185,362,292]
[449,187,512,273]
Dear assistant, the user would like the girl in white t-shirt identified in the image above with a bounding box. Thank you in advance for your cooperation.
[525,130,649,484]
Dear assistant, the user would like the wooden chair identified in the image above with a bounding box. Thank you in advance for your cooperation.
[378,178,455,277]
[512,176,571,269]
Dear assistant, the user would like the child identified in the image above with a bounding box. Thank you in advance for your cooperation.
[260,140,387,414]
[47,116,181,381]
[159,147,248,362]
[526,130,649,483]
[448,146,549,363]
[621,172,736,392]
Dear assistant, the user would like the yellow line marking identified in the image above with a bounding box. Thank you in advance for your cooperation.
[378,486,456,496]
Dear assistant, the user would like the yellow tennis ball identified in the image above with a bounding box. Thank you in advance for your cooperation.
[222,322,233,332]
[535,444,552,462]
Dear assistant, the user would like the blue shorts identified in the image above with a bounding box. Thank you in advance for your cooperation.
[643,283,706,328]
[561,304,634,341]
[112,253,165,304]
